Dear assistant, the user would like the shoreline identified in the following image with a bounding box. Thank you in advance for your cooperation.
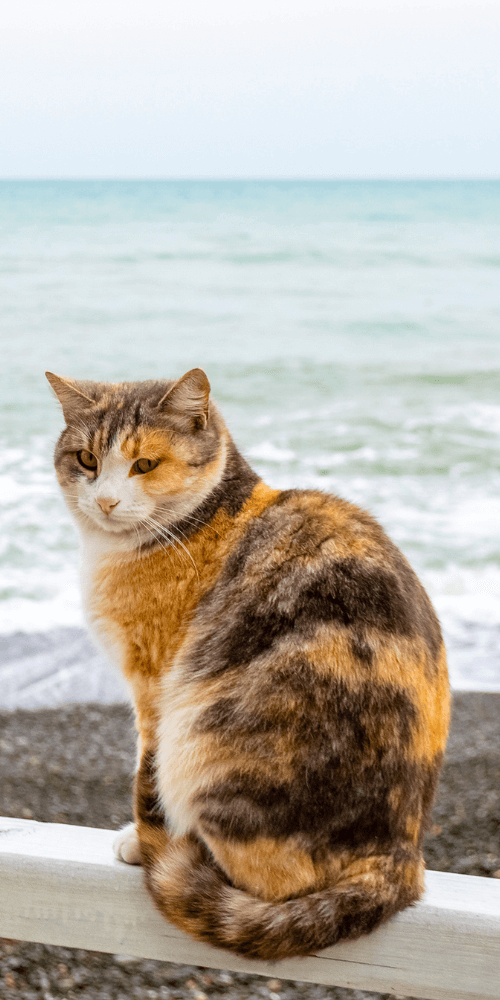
[2,627,500,713]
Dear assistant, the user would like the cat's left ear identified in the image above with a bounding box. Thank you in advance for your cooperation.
[45,372,95,422]
[158,368,210,430]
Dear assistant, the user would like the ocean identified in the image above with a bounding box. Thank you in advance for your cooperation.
[1,178,500,704]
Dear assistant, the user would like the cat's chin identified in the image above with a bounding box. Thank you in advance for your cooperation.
[80,508,139,536]
[96,520,136,535]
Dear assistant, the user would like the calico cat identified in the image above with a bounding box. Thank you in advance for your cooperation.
[47,367,450,961]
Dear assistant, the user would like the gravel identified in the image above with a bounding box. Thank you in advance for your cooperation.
[1,692,499,1000]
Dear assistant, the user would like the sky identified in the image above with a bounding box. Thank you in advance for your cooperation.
[1,0,499,179]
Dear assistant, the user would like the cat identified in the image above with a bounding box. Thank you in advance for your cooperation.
[47,367,450,961]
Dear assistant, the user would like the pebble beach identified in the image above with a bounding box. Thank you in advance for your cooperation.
[1,692,499,1000]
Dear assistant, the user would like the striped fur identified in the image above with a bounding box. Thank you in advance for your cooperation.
[47,368,450,961]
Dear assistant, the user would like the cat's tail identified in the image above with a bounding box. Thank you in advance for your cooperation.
[140,831,424,961]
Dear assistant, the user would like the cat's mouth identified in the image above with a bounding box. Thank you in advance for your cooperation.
[76,495,188,541]
[81,503,139,534]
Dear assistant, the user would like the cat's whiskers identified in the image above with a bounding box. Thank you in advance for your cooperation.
[141,514,200,582]
[142,515,197,576]
[62,496,86,514]
[151,508,202,551]
[153,502,218,538]
[137,518,179,574]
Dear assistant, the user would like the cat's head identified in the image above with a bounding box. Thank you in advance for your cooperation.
[46,369,228,537]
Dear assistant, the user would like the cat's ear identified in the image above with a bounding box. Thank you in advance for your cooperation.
[45,372,94,421]
[158,368,210,430]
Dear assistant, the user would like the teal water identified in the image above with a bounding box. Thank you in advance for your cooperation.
[1,180,500,689]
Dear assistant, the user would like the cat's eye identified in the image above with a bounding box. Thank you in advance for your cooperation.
[77,450,98,470]
[132,458,159,475]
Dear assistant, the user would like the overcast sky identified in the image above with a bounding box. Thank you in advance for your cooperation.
[1,0,499,178]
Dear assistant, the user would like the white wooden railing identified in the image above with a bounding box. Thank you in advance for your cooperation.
[1,817,499,1000]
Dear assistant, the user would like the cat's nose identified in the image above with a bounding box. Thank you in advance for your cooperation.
[96,497,120,515]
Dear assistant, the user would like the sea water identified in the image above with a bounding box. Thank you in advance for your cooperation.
[1,179,500,699]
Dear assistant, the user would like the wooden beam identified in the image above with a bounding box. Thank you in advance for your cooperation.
[0,817,499,1000]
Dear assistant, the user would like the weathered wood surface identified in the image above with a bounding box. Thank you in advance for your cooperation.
[0,817,499,1000]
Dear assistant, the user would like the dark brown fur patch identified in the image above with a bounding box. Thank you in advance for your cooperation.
[187,546,442,680]
[195,671,423,849]
[220,558,416,664]
[173,440,260,541]
[135,750,164,829]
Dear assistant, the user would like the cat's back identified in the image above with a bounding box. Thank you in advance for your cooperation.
[159,485,448,848]
[184,485,445,688]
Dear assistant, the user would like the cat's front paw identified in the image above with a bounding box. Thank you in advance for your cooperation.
[113,823,142,865]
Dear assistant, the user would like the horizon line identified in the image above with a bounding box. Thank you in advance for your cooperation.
[1,175,500,183]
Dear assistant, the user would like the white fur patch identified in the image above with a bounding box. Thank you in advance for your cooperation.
[155,668,217,837]
[113,823,142,865]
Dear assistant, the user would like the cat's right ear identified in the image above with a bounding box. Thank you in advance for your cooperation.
[45,373,94,422]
